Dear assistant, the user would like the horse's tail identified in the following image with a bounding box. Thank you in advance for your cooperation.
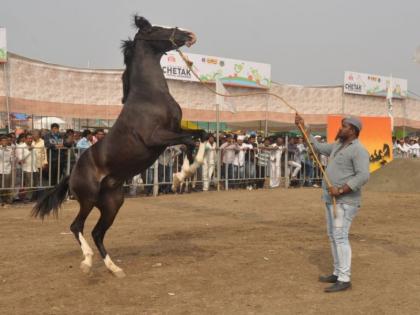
[32,175,70,219]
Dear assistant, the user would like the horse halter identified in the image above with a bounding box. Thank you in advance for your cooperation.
[168,27,179,49]
[136,27,180,49]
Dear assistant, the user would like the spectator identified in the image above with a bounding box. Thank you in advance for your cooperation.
[397,138,410,157]
[14,133,27,201]
[256,138,271,189]
[64,129,77,172]
[158,145,181,194]
[73,131,81,144]
[392,136,398,157]
[245,135,258,190]
[220,134,239,187]
[8,132,16,147]
[270,137,285,188]
[287,137,302,180]
[76,129,93,155]
[32,130,48,172]
[32,129,48,199]
[297,137,315,187]
[233,135,251,188]
[93,129,106,144]
[0,135,13,207]
[409,138,419,157]
[16,133,38,202]
[44,123,65,185]
[203,134,217,191]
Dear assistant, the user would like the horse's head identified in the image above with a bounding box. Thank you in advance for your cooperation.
[133,16,197,53]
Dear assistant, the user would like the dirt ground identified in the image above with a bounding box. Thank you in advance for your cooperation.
[1,179,420,314]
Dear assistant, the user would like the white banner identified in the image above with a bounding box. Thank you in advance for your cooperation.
[0,28,6,63]
[344,71,407,99]
[161,52,271,89]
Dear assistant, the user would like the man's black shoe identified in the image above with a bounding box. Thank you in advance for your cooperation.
[324,281,351,293]
[318,274,338,283]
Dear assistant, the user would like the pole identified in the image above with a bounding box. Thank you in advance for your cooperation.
[3,63,11,132]
[216,102,221,191]
[264,94,269,136]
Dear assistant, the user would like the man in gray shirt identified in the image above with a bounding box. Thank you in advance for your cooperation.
[295,113,370,293]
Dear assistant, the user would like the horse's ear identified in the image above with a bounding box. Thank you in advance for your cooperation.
[134,15,152,32]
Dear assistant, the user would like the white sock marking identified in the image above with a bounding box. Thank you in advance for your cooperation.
[79,232,94,267]
[104,254,123,273]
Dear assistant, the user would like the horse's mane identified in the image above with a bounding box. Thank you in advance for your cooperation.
[121,14,150,104]
[121,38,135,104]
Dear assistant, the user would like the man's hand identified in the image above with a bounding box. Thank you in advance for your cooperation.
[328,186,341,197]
[295,113,305,127]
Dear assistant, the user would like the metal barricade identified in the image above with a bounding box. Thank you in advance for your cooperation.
[0,139,326,203]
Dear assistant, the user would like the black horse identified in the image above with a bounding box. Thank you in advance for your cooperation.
[32,16,205,277]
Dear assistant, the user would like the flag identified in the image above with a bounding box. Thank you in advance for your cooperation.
[386,75,394,131]
[216,78,236,113]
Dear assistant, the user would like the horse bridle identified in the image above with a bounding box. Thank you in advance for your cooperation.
[168,27,178,49]
[136,27,179,49]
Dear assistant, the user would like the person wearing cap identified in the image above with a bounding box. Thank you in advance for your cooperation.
[295,113,370,293]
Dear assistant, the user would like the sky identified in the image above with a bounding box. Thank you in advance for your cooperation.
[1,0,419,95]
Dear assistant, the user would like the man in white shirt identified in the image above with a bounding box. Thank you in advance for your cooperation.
[233,135,252,188]
[16,133,38,202]
[270,137,285,188]
[32,130,48,187]
[408,139,420,157]
[397,138,410,157]
[202,135,217,191]
[287,137,302,180]
[220,135,239,187]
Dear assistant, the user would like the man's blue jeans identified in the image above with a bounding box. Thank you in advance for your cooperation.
[325,203,359,282]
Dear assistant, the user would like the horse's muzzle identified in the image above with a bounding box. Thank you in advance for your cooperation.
[186,32,197,47]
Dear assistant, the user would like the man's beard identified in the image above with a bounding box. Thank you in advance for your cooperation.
[335,130,345,142]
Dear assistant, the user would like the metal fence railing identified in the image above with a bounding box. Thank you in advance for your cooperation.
[0,137,326,202]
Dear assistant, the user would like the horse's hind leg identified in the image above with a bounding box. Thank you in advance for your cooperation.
[70,200,95,274]
[92,184,125,278]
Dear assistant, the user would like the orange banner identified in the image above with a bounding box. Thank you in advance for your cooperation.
[327,115,393,172]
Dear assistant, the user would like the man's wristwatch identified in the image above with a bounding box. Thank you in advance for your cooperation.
[338,187,344,195]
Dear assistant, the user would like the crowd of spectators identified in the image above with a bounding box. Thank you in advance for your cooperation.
[0,123,332,206]
[394,136,420,158]
[134,132,326,195]
[0,123,106,207]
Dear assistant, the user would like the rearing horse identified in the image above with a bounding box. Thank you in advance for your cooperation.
[32,16,206,278]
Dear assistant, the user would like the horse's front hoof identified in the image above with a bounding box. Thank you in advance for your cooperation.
[80,262,92,274]
[112,269,126,278]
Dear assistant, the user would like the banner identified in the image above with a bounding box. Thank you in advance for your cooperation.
[161,52,271,89]
[327,115,393,172]
[344,71,407,99]
[0,28,6,63]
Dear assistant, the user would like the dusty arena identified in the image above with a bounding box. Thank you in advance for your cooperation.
[1,160,420,314]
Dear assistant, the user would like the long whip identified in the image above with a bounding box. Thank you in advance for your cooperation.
[176,49,337,215]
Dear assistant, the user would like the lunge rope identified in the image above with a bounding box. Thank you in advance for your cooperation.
[176,49,337,214]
